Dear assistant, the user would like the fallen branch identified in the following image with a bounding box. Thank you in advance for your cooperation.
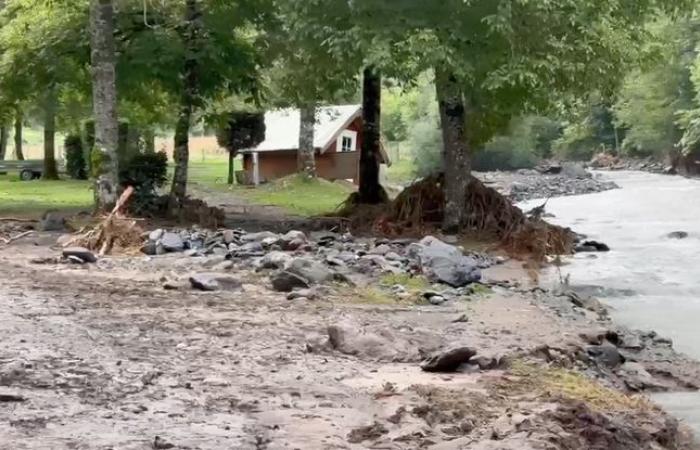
[0,217,37,223]
[0,230,34,245]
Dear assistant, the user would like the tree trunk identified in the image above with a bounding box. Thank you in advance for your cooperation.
[358,66,384,203]
[0,125,8,160]
[298,104,316,179]
[169,0,201,211]
[227,150,235,185]
[89,0,120,210]
[13,109,23,160]
[143,128,155,154]
[435,66,470,232]
[43,92,59,180]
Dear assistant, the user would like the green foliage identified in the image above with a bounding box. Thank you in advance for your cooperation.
[555,102,621,161]
[214,111,266,153]
[64,134,87,180]
[119,151,169,214]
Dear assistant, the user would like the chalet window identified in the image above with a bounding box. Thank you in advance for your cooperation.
[338,130,357,152]
[341,136,353,152]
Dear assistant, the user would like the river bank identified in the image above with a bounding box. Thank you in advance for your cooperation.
[1,216,699,448]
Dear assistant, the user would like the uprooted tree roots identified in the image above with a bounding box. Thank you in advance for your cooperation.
[66,187,145,255]
[342,174,575,261]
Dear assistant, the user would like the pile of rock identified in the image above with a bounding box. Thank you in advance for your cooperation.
[477,163,620,202]
[142,228,496,295]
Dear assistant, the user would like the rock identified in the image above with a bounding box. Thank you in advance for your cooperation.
[258,251,293,270]
[369,244,392,256]
[586,343,625,368]
[288,258,334,284]
[561,162,589,179]
[62,247,97,263]
[281,230,307,250]
[189,273,242,292]
[153,436,175,450]
[222,229,237,244]
[201,255,226,268]
[667,231,688,239]
[385,252,403,261]
[408,236,481,287]
[421,347,477,372]
[271,271,310,292]
[241,231,279,243]
[0,393,25,402]
[67,255,86,264]
[575,240,610,253]
[148,229,164,241]
[427,295,447,305]
[347,422,388,444]
[38,211,66,232]
[287,288,318,301]
[161,232,185,252]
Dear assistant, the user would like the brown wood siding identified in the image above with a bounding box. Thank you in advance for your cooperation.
[242,150,359,184]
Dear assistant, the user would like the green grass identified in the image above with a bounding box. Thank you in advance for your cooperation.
[385,157,418,184]
[182,156,242,187]
[0,174,92,217]
[241,175,354,216]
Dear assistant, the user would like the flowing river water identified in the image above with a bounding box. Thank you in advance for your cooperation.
[520,171,700,433]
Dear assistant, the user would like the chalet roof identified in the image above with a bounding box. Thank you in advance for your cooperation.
[241,104,362,154]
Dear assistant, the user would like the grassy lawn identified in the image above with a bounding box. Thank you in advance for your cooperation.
[385,158,417,184]
[0,174,92,217]
[185,156,242,187]
[231,175,354,217]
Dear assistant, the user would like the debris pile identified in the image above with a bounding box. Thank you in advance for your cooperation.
[142,227,498,294]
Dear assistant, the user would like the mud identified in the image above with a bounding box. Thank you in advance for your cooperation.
[0,231,698,449]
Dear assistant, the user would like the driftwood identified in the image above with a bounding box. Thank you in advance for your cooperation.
[0,217,37,223]
[0,230,34,245]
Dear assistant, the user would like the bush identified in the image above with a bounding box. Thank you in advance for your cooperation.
[64,134,87,180]
[119,152,168,214]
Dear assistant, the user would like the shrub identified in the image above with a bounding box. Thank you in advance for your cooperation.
[119,152,168,214]
[64,134,87,180]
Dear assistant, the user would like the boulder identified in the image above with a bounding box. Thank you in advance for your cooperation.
[667,231,689,239]
[575,240,610,253]
[586,343,625,368]
[38,211,66,232]
[62,247,97,263]
[369,244,392,256]
[421,347,477,372]
[148,229,164,241]
[189,273,242,292]
[287,258,334,284]
[160,232,185,252]
[222,229,237,244]
[271,271,310,292]
[141,241,158,256]
[407,236,481,287]
[258,251,293,270]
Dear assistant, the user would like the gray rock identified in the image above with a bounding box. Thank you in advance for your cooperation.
[241,231,279,243]
[38,211,66,232]
[222,229,237,244]
[427,295,447,305]
[161,232,185,252]
[408,236,481,287]
[189,273,242,292]
[421,347,477,372]
[201,255,226,268]
[62,247,97,263]
[271,271,310,292]
[369,244,392,256]
[288,258,334,284]
[561,162,589,179]
[287,288,318,301]
[385,252,404,261]
[586,343,625,368]
[141,241,157,256]
[668,231,689,239]
[258,251,293,270]
[148,229,164,241]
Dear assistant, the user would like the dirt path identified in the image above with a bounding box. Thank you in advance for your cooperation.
[1,239,697,449]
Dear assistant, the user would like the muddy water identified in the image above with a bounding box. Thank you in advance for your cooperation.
[521,171,700,433]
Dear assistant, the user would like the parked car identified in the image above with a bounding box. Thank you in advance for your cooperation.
[0,159,66,180]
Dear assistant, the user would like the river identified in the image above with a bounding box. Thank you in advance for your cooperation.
[520,171,700,433]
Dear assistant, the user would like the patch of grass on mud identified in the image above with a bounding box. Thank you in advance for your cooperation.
[379,273,431,291]
[499,361,651,412]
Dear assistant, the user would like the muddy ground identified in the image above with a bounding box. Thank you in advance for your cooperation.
[1,231,699,449]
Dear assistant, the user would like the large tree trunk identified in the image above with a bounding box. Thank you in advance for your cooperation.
[227,150,235,185]
[143,128,155,154]
[43,92,59,180]
[358,66,384,203]
[13,108,23,160]
[89,0,120,210]
[0,125,8,160]
[435,66,470,232]
[298,104,316,179]
[169,0,201,211]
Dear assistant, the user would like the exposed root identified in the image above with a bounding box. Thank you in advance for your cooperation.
[341,174,574,261]
[65,187,145,255]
